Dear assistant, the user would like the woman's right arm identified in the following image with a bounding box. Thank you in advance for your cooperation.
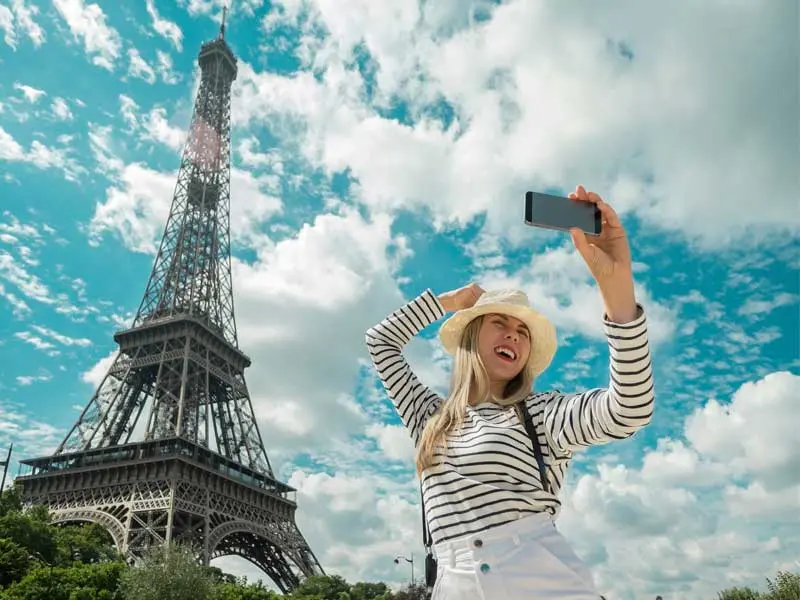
[365,289,446,446]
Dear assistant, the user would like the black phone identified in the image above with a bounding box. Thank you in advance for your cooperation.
[524,191,602,236]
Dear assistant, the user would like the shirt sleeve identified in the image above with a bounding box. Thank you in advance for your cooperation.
[365,289,446,446]
[543,304,655,454]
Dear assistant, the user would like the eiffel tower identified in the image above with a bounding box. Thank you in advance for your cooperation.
[15,13,323,592]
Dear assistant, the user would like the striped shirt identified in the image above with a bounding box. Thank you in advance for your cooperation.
[365,289,655,545]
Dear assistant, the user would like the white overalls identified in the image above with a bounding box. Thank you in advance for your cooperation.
[431,512,601,599]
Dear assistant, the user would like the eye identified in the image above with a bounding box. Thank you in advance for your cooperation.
[518,328,530,339]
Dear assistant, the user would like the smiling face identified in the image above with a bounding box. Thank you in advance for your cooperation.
[476,312,531,396]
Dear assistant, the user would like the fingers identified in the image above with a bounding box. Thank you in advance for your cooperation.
[570,228,594,264]
[570,186,622,228]
[597,200,621,228]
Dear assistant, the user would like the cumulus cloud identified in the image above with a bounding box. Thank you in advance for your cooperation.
[239,0,798,249]
[557,371,800,599]
[52,0,122,70]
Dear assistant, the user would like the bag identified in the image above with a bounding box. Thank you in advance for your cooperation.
[421,400,551,590]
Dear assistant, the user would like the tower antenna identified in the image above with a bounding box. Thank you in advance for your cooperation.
[219,5,227,38]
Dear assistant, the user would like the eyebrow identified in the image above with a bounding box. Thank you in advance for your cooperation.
[493,314,530,335]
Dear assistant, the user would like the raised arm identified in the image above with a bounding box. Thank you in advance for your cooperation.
[539,186,656,453]
[543,305,654,453]
[365,289,447,445]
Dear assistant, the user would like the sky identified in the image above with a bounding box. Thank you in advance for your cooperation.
[0,0,798,598]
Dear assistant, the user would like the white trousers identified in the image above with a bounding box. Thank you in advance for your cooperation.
[431,513,600,600]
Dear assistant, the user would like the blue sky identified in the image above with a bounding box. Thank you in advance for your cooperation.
[0,0,798,598]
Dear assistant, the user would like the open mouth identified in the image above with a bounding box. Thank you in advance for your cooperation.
[494,345,516,363]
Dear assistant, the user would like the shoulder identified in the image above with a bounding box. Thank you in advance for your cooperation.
[523,390,560,410]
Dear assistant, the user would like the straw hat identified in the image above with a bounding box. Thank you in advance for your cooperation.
[438,289,557,377]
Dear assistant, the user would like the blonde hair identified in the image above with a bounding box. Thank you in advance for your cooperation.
[415,315,536,475]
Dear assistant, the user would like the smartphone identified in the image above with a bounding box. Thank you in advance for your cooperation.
[524,191,602,236]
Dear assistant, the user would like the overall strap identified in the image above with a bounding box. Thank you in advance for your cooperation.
[420,483,432,549]
[517,400,551,494]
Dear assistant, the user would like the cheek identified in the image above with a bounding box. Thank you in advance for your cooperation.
[520,339,532,362]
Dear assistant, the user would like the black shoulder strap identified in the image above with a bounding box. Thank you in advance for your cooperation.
[420,484,432,549]
[517,400,551,494]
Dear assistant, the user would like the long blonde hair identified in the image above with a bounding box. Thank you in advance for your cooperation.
[415,315,536,474]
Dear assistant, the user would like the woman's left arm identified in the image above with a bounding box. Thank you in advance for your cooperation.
[544,185,655,453]
[544,305,654,453]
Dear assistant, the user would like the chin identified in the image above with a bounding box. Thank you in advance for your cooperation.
[487,365,523,385]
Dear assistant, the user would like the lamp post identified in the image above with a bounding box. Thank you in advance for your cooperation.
[394,554,414,586]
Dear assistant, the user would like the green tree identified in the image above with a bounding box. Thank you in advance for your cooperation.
[118,543,215,600]
[0,538,30,586]
[0,487,23,517]
[387,582,428,600]
[716,588,763,600]
[52,523,120,566]
[0,510,58,564]
[349,582,391,600]
[765,570,800,600]
[289,575,350,600]
[0,561,126,600]
[215,580,282,600]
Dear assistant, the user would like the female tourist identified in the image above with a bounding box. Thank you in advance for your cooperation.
[365,186,654,599]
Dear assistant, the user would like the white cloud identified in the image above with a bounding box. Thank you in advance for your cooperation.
[16,373,52,386]
[684,371,800,490]
[52,0,122,70]
[0,249,55,306]
[81,350,117,388]
[30,325,92,347]
[230,208,409,457]
[365,423,415,463]
[0,5,15,49]
[555,371,800,599]
[13,82,46,103]
[155,50,180,84]
[245,0,797,249]
[181,0,226,18]
[127,48,157,84]
[145,0,183,51]
[51,97,73,120]
[3,0,45,48]
[0,126,25,160]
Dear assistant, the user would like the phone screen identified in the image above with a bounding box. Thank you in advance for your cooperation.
[524,191,602,236]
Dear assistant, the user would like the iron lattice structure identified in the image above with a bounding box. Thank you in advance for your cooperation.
[16,18,323,593]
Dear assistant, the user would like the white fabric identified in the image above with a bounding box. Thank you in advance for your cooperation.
[431,513,600,600]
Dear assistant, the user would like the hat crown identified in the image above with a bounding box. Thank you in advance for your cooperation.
[475,288,530,309]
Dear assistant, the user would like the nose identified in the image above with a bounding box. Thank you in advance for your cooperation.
[504,330,518,343]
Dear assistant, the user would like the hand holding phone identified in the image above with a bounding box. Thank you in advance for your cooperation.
[524,191,602,236]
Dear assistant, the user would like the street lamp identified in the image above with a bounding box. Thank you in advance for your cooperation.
[394,554,414,585]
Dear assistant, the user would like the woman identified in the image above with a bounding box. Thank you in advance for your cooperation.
[365,186,654,599]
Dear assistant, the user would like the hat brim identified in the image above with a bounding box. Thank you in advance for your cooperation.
[438,303,557,378]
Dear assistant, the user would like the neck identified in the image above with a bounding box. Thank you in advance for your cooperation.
[468,381,507,405]
[490,380,507,399]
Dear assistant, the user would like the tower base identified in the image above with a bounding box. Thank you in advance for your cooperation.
[16,437,323,593]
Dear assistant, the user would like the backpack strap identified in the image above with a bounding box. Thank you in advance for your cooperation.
[420,482,437,589]
[516,399,551,494]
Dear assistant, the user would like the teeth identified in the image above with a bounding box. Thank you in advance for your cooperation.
[495,346,516,360]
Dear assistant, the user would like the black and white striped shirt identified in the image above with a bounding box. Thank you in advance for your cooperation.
[365,289,655,545]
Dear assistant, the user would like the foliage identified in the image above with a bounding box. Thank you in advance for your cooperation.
[0,538,29,586]
[386,582,428,600]
[765,570,800,600]
[117,543,216,600]
[215,581,283,600]
[715,571,800,600]
[0,561,127,600]
[717,587,763,600]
